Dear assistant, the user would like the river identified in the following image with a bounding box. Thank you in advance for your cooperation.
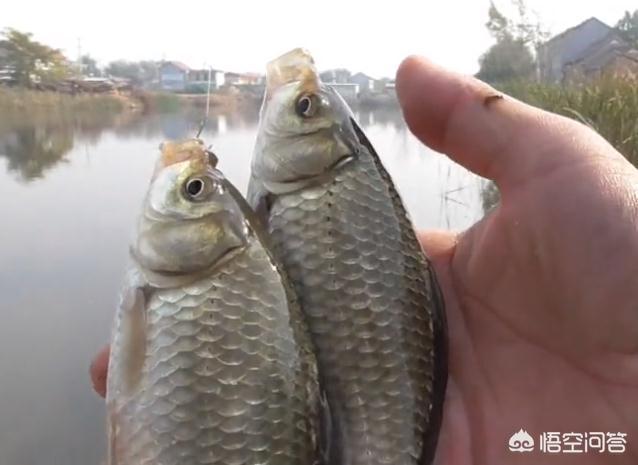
[0,106,486,465]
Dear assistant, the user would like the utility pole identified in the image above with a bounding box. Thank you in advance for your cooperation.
[77,37,82,78]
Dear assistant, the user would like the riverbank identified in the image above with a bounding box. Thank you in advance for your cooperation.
[0,87,263,116]
[0,87,130,113]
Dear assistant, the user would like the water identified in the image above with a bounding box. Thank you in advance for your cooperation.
[0,107,485,465]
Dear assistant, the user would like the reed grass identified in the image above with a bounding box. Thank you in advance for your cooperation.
[501,77,638,167]
[0,88,124,113]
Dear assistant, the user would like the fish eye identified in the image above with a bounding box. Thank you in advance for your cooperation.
[295,94,317,118]
[184,177,207,200]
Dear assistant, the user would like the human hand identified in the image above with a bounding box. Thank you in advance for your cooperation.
[397,56,638,464]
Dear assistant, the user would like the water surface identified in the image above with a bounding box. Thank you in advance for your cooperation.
[0,107,485,465]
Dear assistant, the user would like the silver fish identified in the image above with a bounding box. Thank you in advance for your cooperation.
[248,49,447,465]
[106,139,322,465]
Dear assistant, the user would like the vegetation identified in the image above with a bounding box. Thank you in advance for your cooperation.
[476,1,548,83]
[615,10,638,47]
[137,92,182,112]
[503,78,638,165]
[0,87,123,113]
[1,28,71,85]
[105,60,157,85]
[79,54,101,77]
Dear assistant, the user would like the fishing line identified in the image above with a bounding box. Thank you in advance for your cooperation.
[196,66,213,138]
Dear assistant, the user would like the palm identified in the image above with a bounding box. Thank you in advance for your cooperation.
[397,58,638,464]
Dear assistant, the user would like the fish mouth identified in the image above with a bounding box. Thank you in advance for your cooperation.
[155,139,217,177]
[266,48,320,97]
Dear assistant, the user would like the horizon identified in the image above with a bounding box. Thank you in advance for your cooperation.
[1,0,636,78]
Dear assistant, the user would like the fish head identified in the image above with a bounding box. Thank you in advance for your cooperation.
[132,139,248,276]
[252,48,360,188]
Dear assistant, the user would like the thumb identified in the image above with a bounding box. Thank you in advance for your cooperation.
[395,56,606,191]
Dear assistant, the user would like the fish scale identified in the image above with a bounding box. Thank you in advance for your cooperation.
[107,142,322,465]
[258,144,444,465]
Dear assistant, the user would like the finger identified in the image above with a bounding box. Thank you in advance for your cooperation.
[395,56,606,189]
[90,344,110,398]
[418,229,456,263]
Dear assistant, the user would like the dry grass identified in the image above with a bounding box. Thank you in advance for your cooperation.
[0,87,124,113]
[501,77,638,167]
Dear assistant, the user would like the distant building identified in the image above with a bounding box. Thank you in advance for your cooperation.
[563,36,638,81]
[159,62,227,92]
[159,61,190,91]
[320,69,351,84]
[350,72,376,94]
[328,83,359,102]
[188,68,225,89]
[537,17,626,83]
[224,71,262,86]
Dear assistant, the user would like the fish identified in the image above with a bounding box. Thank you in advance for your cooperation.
[106,138,323,465]
[248,49,448,465]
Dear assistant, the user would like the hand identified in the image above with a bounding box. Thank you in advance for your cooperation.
[397,57,638,464]
[90,56,638,465]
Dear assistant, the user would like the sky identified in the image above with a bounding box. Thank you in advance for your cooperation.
[1,0,636,77]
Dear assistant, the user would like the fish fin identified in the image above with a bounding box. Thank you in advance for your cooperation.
[318,386,337,465]
[118,285,148,396]
[246,174,272,221]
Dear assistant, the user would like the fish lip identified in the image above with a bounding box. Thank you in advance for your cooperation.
[265,48,319,96]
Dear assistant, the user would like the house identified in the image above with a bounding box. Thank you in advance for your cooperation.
[537,17,626,83]
[328,83,359,102]
[224,71,262,86]
[320,69,351,84]
[563,36,638,81]
[159,61,190,91]
[160,61,226,92]
[187,68,225,90]
[350,72,376,94]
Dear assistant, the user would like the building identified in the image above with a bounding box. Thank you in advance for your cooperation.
[159,61,190,91]
[224,71,262,86]
[159,61,226,92]
[350,72,376,94]
[563,37,638,81]
[328,83,359,102]
[320,69,351,84]
[537,17,626,83]
[187,68,225,89]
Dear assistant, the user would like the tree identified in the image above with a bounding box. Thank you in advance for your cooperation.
[485,0,549,48]
[80,54,101,77]
[477,1,548,83]
[105,60,157,85]
[1,28,70,86]
[476,35,536,83]
[486,2,510,42]
[616,10,638,47]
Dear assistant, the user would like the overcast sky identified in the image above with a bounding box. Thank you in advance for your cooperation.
[2,0,636,77]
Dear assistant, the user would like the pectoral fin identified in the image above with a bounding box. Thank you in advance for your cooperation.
[119,286,148,396]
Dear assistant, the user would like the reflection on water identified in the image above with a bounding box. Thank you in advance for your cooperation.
[0,106,485,465]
